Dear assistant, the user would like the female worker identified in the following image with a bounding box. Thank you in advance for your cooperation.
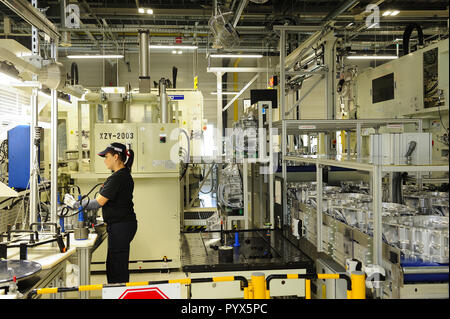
[74,142,137,284]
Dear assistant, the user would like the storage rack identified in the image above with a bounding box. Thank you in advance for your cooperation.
[274,118,425,230]
[273,118,448,298]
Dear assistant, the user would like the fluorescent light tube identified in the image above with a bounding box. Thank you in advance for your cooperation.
[150,45,198,49]
[346,55,398,60]
[211,92,239,95]
[209,54,263,58]
[382,11,392,16]
[146,9,153,14]
[138,8,145,13]
[390,10,400,16]
[66,54,124,59]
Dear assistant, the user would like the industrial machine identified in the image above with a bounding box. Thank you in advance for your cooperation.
[277,38,449,299]
[60,30,208,271]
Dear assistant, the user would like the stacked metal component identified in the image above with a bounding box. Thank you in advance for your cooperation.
[288,181,449,264]
[217,164,243,210]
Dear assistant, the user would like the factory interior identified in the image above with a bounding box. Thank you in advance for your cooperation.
[0,0,449,302]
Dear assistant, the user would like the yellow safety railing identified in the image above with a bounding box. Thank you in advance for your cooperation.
[29,275,249,299]
[30,272,366,300]
[264,271,366,299]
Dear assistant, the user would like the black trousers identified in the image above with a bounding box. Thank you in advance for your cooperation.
[106,220,137,284]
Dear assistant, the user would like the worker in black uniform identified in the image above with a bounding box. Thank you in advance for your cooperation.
[73,142,137,284]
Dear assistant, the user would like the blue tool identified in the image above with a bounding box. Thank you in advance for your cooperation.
[77,195,84,222]
[57,192,65,233]
[233,231,240,247]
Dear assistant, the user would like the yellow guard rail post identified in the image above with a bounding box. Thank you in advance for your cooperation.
[265,273,365,299]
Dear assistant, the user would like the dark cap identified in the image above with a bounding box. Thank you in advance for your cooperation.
[97,142,128,157]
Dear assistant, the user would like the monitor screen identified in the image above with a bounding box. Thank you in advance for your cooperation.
[372,73,395,104]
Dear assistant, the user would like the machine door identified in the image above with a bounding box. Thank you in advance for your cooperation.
[137,123,179,173]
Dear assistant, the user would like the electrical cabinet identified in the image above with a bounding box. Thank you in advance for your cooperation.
[136,123,179,173]
[8,125,41,189]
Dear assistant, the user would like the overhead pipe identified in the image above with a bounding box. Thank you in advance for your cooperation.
[232,0,249,28]
[138,29,150,93]
[320,0,359,26]
[159,78,169,123]
[282,0,359,70]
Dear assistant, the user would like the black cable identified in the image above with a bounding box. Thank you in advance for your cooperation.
[200,164,216,194]
[179,162,189,181]
[437,104,448,132]
[403,23,424,55]
[70,62,79,85]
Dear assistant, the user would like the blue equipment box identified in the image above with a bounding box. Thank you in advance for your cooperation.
[7,125,40,190]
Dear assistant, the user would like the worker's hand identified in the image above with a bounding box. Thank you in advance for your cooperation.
[63,193,80,210]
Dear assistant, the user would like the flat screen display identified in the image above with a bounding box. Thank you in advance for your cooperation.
[372,73,394,104]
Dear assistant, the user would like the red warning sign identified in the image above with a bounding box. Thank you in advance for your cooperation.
[102,283,180,299]
[118,287,169,299]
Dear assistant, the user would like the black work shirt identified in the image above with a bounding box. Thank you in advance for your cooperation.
[99,167,136,224]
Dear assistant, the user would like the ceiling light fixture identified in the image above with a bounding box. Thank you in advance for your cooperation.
[150,45,198,50]
[390,10,400,16]
[346,55,398,60]
[209,54,263,58]
[211,91,240,95]
[66,54,124,59]
[138,8,153,14]
[382,11,392,16]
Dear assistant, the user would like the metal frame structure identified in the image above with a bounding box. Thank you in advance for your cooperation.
[283,153,448,297]
[274,117,425,229]
[228,101,274,230]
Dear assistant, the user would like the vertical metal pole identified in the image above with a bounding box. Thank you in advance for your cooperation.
[216,72,223,161]
[316,163,323,252]
[29,0,39,227]
[280,30,287,227]
[50,39,58,225]
[268,103,274,228]
[78,247,91,299]
[29,90,38,227]
[77,102,83,172]
[346,130,351,158]
[372,166,383,270]
[356,122,362,159]
[243,159,248,229]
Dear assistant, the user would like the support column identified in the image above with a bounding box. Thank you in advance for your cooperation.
[316,163,323,252]
[372,166,383,267]
[29,0,40,227]
[50,39,58,225]
[216,72,223,161]
[280,29,288,227]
